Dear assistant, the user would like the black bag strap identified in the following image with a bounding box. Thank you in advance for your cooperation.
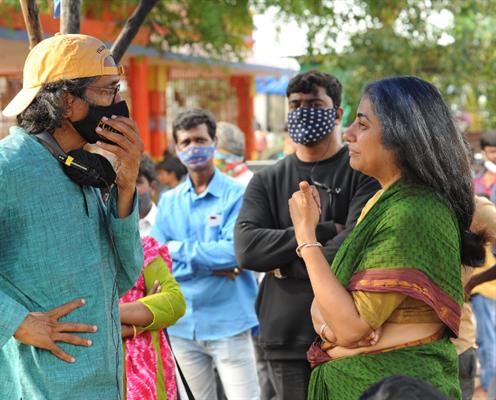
[35,131,69,159]
[164,329,196,400]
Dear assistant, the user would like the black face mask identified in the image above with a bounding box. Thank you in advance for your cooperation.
[63,149,116,188]
[35,132,116,189]
[71,100,129,144]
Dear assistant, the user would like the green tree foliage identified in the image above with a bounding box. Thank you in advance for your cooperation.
[283,0,496,130]
[123,0,254,59]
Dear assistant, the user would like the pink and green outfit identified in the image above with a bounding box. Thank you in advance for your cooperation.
[120,237,186,400]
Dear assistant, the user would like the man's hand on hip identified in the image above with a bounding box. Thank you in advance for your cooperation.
[14,298,97,363]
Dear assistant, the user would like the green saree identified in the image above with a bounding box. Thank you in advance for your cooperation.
[308,181,463,400]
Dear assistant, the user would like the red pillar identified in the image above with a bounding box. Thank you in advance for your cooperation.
[229,75,254,160]
[148,65,167,159]
[128,57,151,153]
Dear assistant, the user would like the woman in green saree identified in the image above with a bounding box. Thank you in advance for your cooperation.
[288,76,485,399]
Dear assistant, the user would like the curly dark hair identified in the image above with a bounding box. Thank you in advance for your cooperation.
[17,77,96,134]
[286,70,342,108]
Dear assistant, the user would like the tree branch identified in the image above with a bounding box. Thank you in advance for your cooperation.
[111,0,159,63]
[19,0,43,49]
[60,0,81,34]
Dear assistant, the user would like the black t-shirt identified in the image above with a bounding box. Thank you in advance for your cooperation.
[234,147,380,360]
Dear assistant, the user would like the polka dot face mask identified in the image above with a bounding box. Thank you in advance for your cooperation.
[287,107,338,145]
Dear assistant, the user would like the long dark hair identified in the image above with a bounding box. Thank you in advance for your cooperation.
[17,77,96,134]
[364,76,484,266]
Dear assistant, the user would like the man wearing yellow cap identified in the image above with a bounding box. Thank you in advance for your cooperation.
[0,34,144,399]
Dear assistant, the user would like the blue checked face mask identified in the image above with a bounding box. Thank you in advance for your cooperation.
[287,107,338,145]
[176,144,216,168]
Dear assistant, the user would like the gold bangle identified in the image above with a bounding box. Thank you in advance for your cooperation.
[296,242,323,258]
[132,324,137,339]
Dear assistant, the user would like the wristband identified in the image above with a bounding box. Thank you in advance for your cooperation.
[132,324,137,339]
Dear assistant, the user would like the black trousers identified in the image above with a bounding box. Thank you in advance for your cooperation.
[267,359,312,400]
[253,339,277,400]
[458,347,477,400]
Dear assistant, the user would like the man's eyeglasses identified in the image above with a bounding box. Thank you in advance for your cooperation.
[87,83,120,103]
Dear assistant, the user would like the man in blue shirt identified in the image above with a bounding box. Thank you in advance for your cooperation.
[152,109,259,400]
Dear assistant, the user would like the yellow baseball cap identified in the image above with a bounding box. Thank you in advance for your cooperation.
[2,33,124,117]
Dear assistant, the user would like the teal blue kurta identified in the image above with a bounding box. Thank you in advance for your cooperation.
[0,127,144,399]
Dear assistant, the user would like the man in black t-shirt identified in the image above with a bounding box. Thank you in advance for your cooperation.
[235,71,380,400]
